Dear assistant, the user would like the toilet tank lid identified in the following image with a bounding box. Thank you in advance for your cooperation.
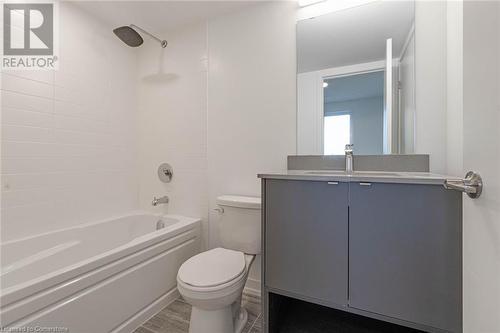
[216,195,261,209]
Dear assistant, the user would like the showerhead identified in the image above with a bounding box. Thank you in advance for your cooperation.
[113,24,167,48]
[113,26,143,47]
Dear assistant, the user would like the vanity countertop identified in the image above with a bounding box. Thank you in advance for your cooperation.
[258,170,460,186]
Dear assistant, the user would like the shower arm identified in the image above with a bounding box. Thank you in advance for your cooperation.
[130,24,168,48]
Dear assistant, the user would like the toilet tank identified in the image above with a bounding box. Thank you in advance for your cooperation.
[216,195,261,255]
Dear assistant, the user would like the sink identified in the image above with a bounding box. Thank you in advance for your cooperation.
[352,171,400,177]
[305,171,347,175]
[304,171,400,177]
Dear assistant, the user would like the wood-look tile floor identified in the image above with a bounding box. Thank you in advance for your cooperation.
[133,293,262,333]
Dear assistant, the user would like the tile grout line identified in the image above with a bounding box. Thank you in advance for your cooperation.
[247,312,261,333]
[139,325,156,333]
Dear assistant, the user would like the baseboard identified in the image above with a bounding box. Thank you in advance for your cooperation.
[112,287,180,333]
[244,277,261,297]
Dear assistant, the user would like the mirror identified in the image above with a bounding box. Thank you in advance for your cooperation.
[297,0,415,155]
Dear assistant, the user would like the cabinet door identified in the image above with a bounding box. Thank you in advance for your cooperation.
[349,182,462,332]
[265,179,348,306]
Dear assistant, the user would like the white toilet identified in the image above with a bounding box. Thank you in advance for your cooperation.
[177,195,261,333]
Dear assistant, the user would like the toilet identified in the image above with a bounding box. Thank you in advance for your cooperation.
[177,195,261,333]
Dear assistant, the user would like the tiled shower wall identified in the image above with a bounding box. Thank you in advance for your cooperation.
[136,22,209,247]
[1,3,139,241]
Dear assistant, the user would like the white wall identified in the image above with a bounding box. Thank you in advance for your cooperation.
[415,1,448,173]
[446,1,464,177]
[136,23,209,248]
[1,2,139,241]
[207,1,297,292]
[462,1,500,332]
[399,30,416,155]
[297,71,322,154]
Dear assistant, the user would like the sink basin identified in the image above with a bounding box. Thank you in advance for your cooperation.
[305,171,347,175]
[352,171,400,177]
[304,171,400,177]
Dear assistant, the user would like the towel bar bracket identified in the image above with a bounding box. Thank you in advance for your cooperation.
[444,171,483,199]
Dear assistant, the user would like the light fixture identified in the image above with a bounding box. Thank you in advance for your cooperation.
[323,81,328,88]
[297,0,379,21]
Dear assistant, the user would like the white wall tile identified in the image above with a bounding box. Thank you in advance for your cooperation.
[0,2,139,241]
[2,107,54,127]
[1,125,54,143]
[2,73,54,98]
[1,69,54,84]
[1,188,54,208]
[1,203,58,240]
[2,173,61,191]
[2,157,67,174]
[137,22,209,248]
[1,90,54,114]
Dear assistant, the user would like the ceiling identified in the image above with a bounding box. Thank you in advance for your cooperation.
[297,0,415,73]
[324,70,384,104]
[75,1,255,34]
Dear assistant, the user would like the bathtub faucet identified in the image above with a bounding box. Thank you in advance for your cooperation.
[152,195,169,206]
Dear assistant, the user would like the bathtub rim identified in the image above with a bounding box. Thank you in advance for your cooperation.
[1,210,164,246]
[0,213,201,307]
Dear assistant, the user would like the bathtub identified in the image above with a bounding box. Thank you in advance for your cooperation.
[0,212,201,332]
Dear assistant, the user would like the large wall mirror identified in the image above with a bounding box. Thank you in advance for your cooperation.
[297,0,415,155]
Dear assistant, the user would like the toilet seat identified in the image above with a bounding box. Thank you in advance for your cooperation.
[178,248,246,289]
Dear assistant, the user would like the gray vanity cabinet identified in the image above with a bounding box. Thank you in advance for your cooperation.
[265,179,349,307]
[349,182,462,333]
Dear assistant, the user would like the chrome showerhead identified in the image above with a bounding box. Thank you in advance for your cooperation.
[113,26,143,47]
[113,24,167,48]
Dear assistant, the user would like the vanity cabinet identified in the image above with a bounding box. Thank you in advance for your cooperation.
[262,178,463,333]
[349,182,462,333]
[265,179,348,307]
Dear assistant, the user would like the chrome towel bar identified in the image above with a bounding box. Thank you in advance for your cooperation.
[444,171,483,199]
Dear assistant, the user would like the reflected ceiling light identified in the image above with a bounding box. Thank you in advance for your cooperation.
[297,0,379,21]
[323,82,329,88]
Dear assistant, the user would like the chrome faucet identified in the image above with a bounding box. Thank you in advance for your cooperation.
[345,144,354,174]
[152,195,169,206]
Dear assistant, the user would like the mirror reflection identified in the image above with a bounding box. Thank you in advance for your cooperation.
[297,0,415,155]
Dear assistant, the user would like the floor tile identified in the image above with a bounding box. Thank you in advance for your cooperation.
[242,310,258,333]
[251,313,262,331]
[159,299,191,322]
[138,293,261,333]
[132,326,155,333]
[249,326,262,333]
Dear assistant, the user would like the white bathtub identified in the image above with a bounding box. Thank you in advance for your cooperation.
[0,212,201,332]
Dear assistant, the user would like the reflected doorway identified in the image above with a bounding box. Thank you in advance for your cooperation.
[323,71,384,155]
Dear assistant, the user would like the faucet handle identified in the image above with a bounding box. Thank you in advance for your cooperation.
[345,144,353,152]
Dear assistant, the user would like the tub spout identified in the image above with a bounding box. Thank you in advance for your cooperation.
[152,195,169,206]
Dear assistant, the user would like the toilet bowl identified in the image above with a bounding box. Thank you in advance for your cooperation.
[177,195,261,333]
[177,248,255,333]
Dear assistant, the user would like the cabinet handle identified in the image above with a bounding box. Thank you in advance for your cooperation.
[327,181,339,185]
[359,182,372,186]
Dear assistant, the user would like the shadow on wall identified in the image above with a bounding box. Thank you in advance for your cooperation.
[142,72,179,84]
[141,48,179,84]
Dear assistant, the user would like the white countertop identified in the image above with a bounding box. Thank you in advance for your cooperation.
[258,170,460,185]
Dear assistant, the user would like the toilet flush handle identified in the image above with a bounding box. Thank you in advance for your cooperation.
[213,207,224,214]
